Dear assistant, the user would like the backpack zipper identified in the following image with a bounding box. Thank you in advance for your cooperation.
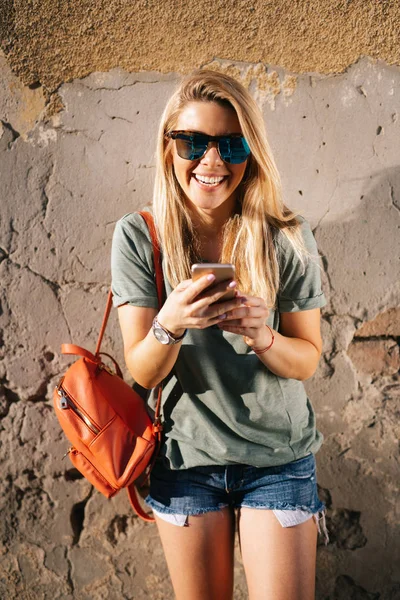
[56,384,100,435]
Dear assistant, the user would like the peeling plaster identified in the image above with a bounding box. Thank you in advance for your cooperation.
[1,0,400,93]
[0,50,46,139]
[203,59,295,110]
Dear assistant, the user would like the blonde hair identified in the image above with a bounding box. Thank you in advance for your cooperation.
[152,70,306,308]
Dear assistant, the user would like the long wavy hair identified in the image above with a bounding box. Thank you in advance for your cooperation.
[152,70,307,308]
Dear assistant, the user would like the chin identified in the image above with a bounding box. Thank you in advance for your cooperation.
[186,186,232,210]
[189,195,230,212]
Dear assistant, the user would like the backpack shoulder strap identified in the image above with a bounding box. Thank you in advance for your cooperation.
[95,211,164,356]
[138,211,164,307]
[127,483,155,523]
[94,291,114,356]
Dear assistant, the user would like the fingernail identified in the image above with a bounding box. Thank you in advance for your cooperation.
[228,280,237,288]
[207,274,216,281]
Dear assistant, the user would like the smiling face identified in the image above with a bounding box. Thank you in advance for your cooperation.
[170,101,248,220]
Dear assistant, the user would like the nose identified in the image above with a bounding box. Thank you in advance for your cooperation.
[200,141,223,165]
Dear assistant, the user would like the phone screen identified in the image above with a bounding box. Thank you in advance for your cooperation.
[191,263,236,302]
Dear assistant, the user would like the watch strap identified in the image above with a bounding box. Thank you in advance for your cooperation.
[153,316,186,344]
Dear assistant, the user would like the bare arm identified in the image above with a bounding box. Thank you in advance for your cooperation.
[118,304,179,389]
[219,298,322,381]
[254,309,322,380]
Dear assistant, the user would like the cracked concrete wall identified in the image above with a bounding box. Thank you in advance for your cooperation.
[0,37,399,600]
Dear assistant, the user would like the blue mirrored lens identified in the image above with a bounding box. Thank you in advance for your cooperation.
[188,135,209,160]
[176,135,208,160]
[218,137,250,164]
[174,133,250,164]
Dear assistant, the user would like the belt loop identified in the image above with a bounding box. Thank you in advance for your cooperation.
[224,466,229,493]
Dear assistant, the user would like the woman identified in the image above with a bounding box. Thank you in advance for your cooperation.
[111,70,328,600]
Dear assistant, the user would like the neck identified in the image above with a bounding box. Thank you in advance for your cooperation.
[189,198,236,239]
[188,198,237,262]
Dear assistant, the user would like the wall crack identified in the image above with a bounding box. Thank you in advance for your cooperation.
[70,487,94,546]
[390,183,400,214]
[77,79,160,92]
[105,113,134,124]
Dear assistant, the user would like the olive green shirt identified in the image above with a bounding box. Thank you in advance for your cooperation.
[111,211,326,469]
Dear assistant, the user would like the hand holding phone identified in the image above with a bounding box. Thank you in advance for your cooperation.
[155,263,238,336]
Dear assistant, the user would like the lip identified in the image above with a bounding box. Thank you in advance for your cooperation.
[191,173,228,190]
[193,173,229,177]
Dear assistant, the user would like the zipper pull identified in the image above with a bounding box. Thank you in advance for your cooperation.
[62,447,73,460]
[99,363,115,376]
[57,388,69,410]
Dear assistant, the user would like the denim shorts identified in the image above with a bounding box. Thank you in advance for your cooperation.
[146,453,329,543]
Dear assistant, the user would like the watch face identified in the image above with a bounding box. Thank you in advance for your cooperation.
[153,324,170,344]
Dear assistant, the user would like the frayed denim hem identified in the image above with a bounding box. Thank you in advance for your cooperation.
[147,495,330,545]
[313,510,330,545]
[240,502,329,545]
[145,495,229,516]
[239,501,325,512]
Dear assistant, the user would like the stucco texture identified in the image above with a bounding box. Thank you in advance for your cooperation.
[0,2,400,599]
[1,0,400,93]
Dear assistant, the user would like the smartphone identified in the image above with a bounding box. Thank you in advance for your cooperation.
[191,263,236,302]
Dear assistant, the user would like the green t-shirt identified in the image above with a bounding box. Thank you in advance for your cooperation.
[111,211,326,469]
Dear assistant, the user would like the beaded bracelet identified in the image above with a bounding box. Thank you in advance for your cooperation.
[252,325,275,355]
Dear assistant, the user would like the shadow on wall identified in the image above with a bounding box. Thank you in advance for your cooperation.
[316,166,400,319]
[313,166,400,598]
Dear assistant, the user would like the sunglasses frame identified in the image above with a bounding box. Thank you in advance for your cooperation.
[165,130,251,164]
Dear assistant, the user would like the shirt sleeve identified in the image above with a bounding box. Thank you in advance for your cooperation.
[276,218,326,313]
[111,213,158,309]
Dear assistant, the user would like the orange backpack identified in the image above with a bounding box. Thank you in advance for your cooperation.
[53,212,163,522]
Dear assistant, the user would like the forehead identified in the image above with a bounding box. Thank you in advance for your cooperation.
[175,101,242,136]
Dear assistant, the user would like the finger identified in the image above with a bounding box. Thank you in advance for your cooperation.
[175,278,194,292]
[193,298,234,323]
[183,274,218,302]
[192,280,237,308]
[192,300,230,322]
[225,306,252,320]
[219,324,258,337]
[222,306,266,327]
[218,319,246,328]
[219,318,263,329]
[236,296,264,307]
[201,296,242,320]
[205,313,229,327]
[185,311,228,329]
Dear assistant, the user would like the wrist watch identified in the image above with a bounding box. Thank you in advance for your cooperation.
[152,316,186,345]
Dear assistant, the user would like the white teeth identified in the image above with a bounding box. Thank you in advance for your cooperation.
[195,174,225,185]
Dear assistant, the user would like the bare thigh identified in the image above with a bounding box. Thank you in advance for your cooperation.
[154,507,235,600]
[238,508,318,600]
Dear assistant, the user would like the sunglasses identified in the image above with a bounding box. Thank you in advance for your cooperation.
[166,130,251,164]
